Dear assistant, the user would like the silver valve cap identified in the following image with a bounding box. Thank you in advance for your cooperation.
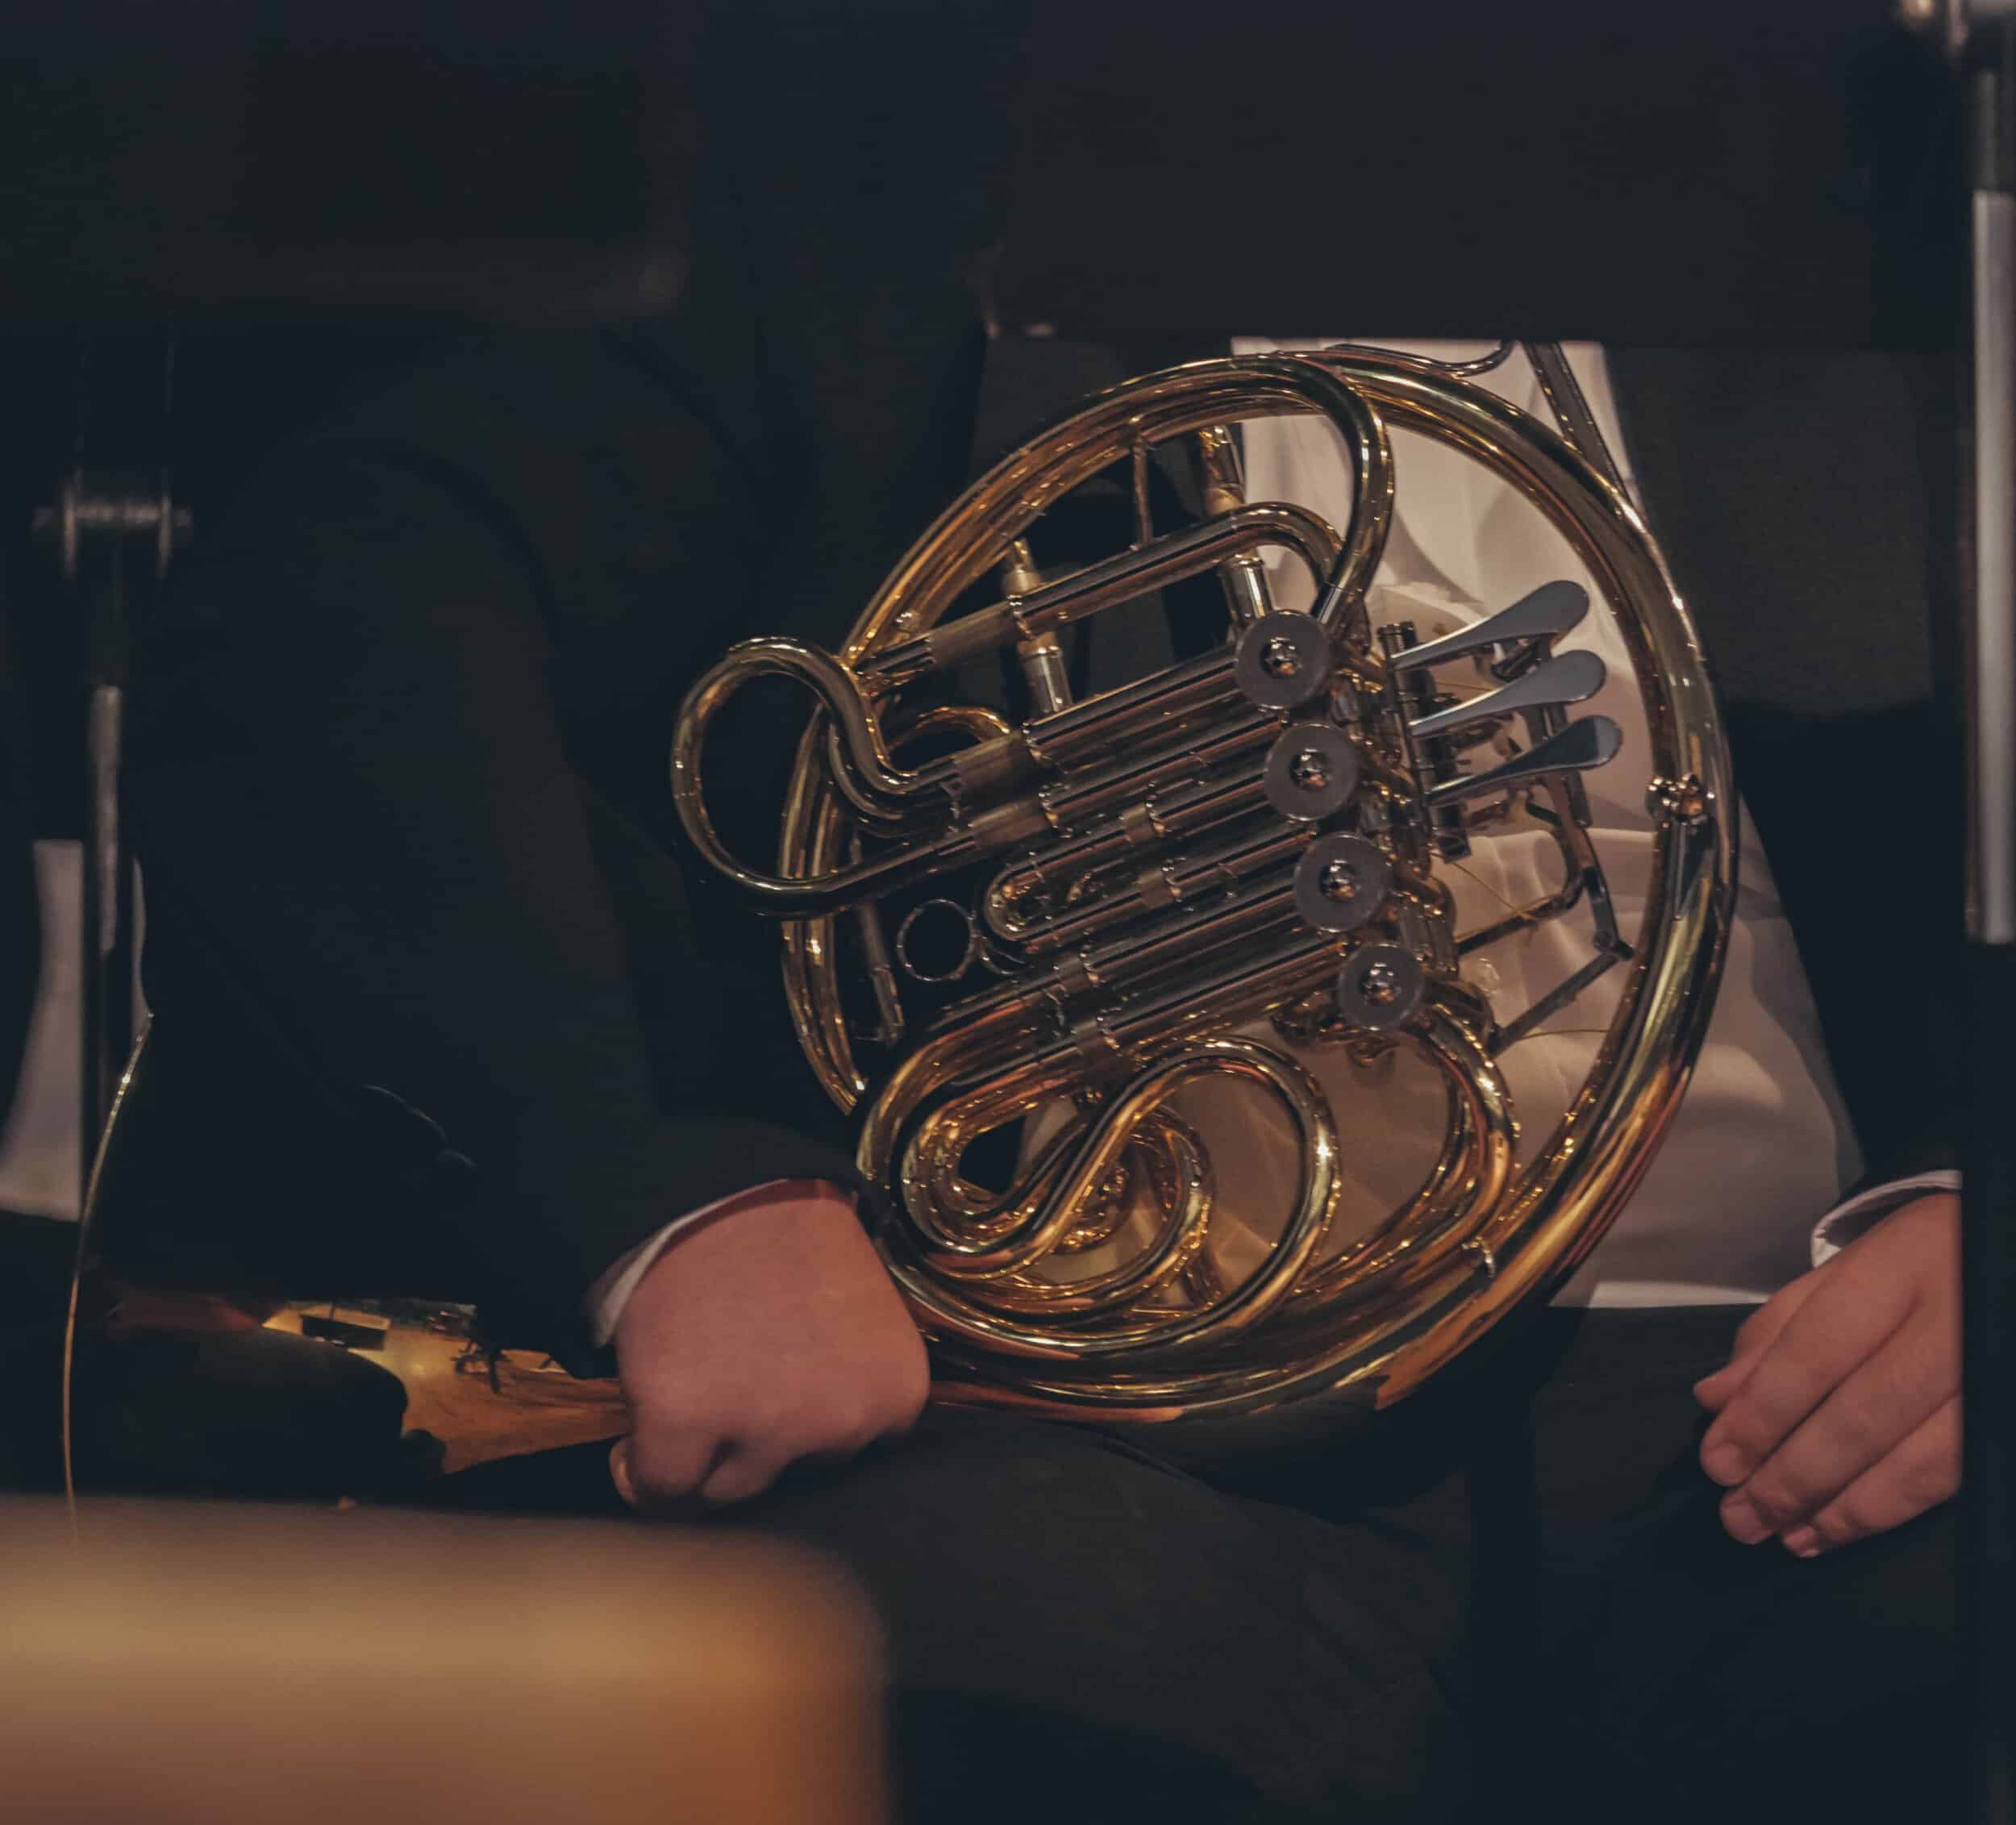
[1337,943,1425,1031]
[1235,612,1335,710]
[1293,834,1393,934]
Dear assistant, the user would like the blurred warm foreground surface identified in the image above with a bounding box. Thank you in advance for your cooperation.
[0,1499,888,1825]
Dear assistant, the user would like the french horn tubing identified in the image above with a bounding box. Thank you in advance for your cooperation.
[671,343,1734,1424]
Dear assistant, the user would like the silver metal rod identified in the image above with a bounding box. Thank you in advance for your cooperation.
[870,502,1343,679]
[1974,188,2016,943]
[1525,342,1630,496]
[1960,29,2016,1824]
[81,680,131,1204]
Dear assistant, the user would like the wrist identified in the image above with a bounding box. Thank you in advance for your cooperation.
[609,1180,860,1360]
[1810,1171,1960,1269]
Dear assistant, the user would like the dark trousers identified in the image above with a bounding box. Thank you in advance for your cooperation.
[428,1309,1960,1825]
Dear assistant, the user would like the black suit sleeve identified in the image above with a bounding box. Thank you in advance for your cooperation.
[129,440,868,1350]
[120,0,1021,1355]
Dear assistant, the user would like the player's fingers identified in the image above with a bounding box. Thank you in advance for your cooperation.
[612,1428,723,1515]
[696,1441,789,1508]
[1717,1307,1958,1541]
[1698,1263,1912,1486]
[1777,1398,1962,1556]
[1692,1268,1831,1411]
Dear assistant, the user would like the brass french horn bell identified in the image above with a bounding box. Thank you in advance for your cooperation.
[672,344,1733,1425]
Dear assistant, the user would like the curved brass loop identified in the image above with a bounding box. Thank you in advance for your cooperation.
[884,1039,1340,1365]
[931,1115,1214,1322]
[1291,991,1518,1307]
[824,700,1018,835]
[669,637,968,915]
[1319,335,1518,379]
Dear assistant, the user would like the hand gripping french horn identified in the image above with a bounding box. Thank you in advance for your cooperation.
[672,342,1733,1424]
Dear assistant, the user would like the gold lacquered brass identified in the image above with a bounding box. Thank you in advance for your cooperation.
[673,346,1733,1425]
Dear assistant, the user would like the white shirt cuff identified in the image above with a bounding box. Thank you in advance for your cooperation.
[1810,1170,1961,1268]
[583,1177,848,1347]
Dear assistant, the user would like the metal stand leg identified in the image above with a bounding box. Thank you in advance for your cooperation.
[1901,5,2015,1815]
[78,505,135,1206]
[1964,18,2016,1825]
[32,340,190,1208]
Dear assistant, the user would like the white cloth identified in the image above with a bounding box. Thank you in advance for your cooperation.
[1220,337,1864,1306]
[0,844,85,1222]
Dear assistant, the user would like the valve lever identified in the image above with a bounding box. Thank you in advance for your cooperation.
[1390,581,1589,672]
[1407,648,1606,741]
[1426,715,1621,809]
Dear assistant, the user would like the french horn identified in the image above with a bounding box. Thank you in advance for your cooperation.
[671,340,1735,1425]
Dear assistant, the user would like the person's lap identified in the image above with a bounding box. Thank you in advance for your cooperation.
[432,1307,1959,1825]
[1556,1447,1961,1822]
[438,1406,1470,1824]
